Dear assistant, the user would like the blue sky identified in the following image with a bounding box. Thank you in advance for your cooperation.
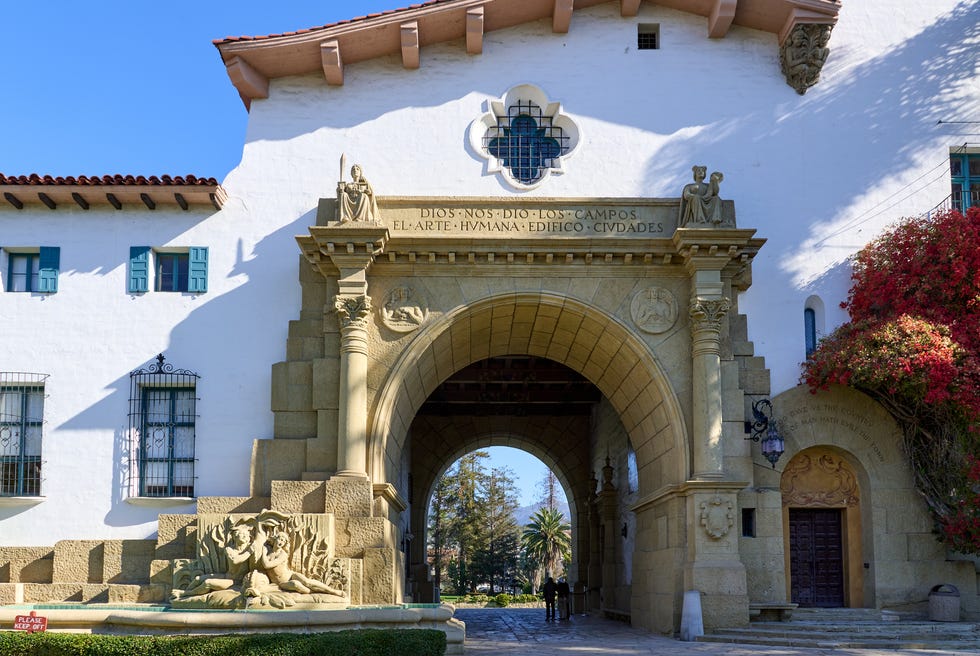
[0,1,410,179]
[1,1,563,506]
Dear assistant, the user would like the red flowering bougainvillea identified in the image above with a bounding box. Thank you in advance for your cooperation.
[802,207,980,553]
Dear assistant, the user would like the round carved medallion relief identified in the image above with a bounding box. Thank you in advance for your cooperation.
[630,287,678,334]
[380,286,429,333]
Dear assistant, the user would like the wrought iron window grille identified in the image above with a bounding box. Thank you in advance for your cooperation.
[0,372,48,497]
[483,100,569,185]
[637,24,660,50]
[127,354,199,498]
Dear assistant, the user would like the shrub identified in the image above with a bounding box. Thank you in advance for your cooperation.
[0,629,447,656]
[494,593,512,607]
[803,207,980,553]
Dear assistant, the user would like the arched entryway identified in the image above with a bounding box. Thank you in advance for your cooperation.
[367,292,690,631]
[780,447,866,608]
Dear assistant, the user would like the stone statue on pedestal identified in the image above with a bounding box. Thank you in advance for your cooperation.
[680,165,725,227]
[337,155,380,224]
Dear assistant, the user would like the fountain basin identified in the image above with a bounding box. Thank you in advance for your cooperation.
[0,602,464,654]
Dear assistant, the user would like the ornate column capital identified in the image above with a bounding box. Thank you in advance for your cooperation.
[335,294,372,330]
[689,298,731,333]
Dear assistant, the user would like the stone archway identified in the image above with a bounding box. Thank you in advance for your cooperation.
[367,292,690,628]
[368,292,689,496]
[411,429,583,602]
[769,385,978,613]
[286,194,766,632]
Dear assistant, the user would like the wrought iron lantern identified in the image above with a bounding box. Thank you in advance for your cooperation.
[744,398,785,468]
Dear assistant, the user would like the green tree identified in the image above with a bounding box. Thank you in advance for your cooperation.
[521,507,571,581]
[445,451,489,593]
[471,466,521,593]
[426,472,453,591]
[536,469,561,511]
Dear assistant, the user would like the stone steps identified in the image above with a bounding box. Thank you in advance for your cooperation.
[700,609,980,651]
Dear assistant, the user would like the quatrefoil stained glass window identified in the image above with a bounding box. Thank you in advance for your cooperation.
[469,84,580,190]
[483,101,568,185]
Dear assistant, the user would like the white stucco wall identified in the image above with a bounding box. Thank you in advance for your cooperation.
[0,0,975,545]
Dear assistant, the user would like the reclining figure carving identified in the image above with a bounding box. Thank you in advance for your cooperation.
[171,510,348,609]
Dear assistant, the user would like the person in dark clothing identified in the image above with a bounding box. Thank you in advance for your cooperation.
[556,578,570,619]
[542,576,557,620]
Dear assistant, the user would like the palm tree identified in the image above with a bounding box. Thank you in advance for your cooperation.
[521,507,571,581]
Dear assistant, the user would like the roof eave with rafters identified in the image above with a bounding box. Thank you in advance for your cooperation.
[0,174,227,212]
[214,0,841,110]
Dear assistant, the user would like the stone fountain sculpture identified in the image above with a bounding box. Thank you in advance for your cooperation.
[170,509,350,609]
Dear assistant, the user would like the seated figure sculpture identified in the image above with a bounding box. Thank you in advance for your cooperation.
[337,163,380,223]
[680,165,725,226]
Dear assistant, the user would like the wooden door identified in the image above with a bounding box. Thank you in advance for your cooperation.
[789,508,844,607]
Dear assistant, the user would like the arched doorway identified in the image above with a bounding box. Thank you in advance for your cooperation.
[780,447,865,608]
[367,292,690,630]
[409,357,593,603]
[420,445,575,601]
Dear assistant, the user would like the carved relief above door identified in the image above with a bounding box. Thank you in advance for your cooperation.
[781,448,863,608]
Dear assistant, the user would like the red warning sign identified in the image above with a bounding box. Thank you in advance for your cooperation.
[13,611,47,632]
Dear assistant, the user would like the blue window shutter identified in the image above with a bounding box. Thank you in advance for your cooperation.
[188,247,208,293]
[129,246,150,293]
[804,308,817,357]
[38,246,60,293]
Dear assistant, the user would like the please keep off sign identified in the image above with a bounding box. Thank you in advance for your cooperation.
[13,611,47,632]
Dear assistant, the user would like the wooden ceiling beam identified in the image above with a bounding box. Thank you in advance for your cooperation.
[401,21,420,69]
[466,7,484,55]
[321,40,344,86]
[553,0,574,33]
[708,0,737,37]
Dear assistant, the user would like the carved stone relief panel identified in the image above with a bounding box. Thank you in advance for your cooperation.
[631,286,678,334]
[780,23,833,95]
[699,495,734,539]
[781,451,860,507]
[380,286,429,333]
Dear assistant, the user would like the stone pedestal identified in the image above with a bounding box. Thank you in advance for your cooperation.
[683,483,749,629]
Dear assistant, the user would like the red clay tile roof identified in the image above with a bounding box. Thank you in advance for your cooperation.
[213,0,454,44]
[0,174,220,186]
[1,174,226,211]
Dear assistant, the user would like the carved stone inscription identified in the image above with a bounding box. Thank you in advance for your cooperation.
[779,402,886,464]
[375,199,679,236]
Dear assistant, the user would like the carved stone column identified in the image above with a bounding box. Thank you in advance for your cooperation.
[689,298,730,479]
[598,457,619,611]
[297,225,389,480]
[335,294,371,478]
[586,471,601,611]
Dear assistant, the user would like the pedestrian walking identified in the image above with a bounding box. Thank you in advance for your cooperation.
[542,576,557,620]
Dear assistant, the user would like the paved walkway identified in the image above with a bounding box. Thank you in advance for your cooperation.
[455,608,979,655]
